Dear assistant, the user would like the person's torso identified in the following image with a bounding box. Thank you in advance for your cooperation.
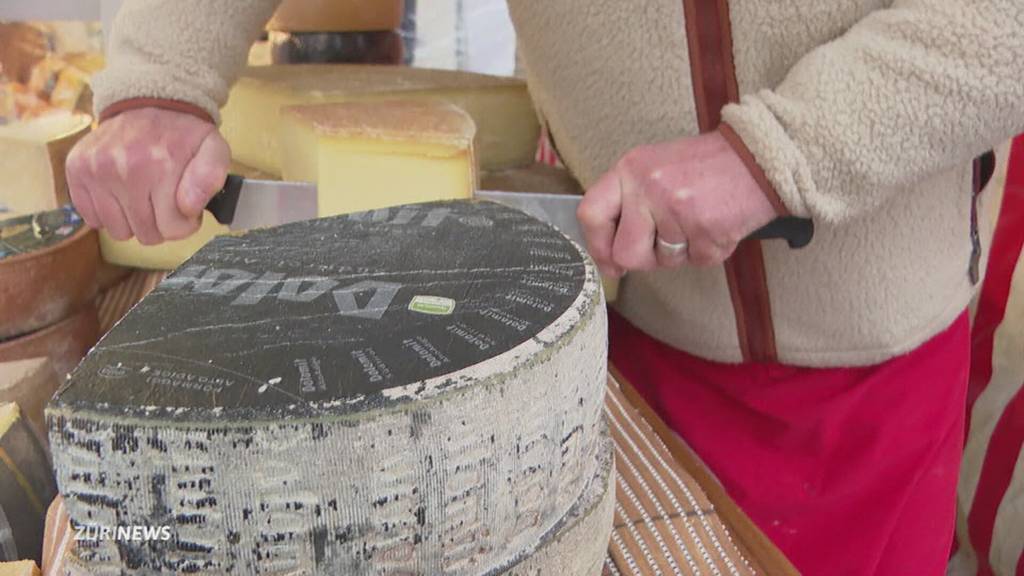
[507,0,996,367]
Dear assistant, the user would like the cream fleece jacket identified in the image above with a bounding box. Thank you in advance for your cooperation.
[93,0,1024,367]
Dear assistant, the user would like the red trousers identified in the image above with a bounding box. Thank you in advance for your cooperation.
[608,309,970,576]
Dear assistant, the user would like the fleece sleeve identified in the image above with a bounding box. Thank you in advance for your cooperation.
[720,0,1024,223]
[91,0,282,124]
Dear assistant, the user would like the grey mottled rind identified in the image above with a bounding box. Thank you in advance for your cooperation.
[48,201,608,575]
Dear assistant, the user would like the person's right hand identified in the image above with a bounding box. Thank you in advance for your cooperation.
[66,107,231,245]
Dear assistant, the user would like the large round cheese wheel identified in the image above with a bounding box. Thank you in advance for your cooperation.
[49,201,608,575]
[504,430,615,576]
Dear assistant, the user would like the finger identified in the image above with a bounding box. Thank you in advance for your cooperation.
[119,184,163,246]
[652,209,689,269]
[90,188,133,241]
[686,239,731,268]
[611,188,658,272]
[65,150,101,228]
[177,131,231,219]
[578,169,625,277]
[149,145,199,241]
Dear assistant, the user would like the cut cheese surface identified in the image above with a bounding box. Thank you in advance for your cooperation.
[49,201,607,574]
[221,64,539,175]
[0,113,91,214]
[267,0,404,32]
[280,101,476,216]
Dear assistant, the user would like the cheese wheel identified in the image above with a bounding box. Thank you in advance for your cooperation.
[220,64,539,175]
[267,0,404,33]
[504,431,614,576]
[0,114,91,215]
[0,209,99,339]
[49,200,607,574]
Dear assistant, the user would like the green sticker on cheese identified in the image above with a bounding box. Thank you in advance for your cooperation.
[408,295,456,315]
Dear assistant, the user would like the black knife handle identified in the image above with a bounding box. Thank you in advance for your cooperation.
[206,173,245,225]
[748,217,814,249]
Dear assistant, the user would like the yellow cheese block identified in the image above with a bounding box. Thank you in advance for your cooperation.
[97,162,273,270]
[267,0,404,32]
[0,560,40,576]
[0,358,60,446]
[280,100,476,216]
[221,65,538,176]
[99,214,229,270]
[0,113,91,214]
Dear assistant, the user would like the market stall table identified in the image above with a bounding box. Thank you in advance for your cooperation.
[41,271,798,575]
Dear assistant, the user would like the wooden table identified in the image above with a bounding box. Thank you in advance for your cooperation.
[42,271,798,575]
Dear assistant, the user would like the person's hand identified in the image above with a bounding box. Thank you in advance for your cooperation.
[577,130,779,277]
[66,107,230,245]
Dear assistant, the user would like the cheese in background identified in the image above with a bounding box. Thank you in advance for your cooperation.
[280,100,475,216]
[97,162,270,269]
[0,358,60,446]
[0,113,90,214]
[221,65,539,175]
[0,561,40,576]
[99,215,230,270]
[267,0,404,32]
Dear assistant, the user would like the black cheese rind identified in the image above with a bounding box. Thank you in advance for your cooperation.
[52,201,584,420]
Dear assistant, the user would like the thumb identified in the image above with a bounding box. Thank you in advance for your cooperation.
[177,131,231,219]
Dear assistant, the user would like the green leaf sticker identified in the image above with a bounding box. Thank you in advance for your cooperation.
[408,295,456,316]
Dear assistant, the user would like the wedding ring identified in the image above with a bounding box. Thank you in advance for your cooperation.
[656,237,689,255]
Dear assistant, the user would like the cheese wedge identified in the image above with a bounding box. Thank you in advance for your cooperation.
[0,561,40,576]
[267,0,404,32]
[0,113,91,214]
[0,358,60,446]
[280,100,476,216]
[221,64,538,175]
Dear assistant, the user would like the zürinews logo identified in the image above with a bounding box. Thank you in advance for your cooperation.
[73,523,172,542]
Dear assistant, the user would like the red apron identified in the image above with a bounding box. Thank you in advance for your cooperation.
[609,308,970,576]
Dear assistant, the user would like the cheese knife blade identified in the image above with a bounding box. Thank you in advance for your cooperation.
[207,174,813,248]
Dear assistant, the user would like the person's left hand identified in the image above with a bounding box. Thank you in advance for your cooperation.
[577,130,779,278]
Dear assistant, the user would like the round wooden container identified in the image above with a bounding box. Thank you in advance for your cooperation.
[0,226,99,339]
[0,304,100,379]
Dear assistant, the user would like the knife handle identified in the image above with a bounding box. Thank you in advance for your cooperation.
[206,173,245,225]
[749,217,814,249]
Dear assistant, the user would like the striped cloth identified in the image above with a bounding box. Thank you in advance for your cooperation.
[45,269,793,575]
[951,136,1024,576]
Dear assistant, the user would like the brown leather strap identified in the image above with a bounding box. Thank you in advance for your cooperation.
[719,123,789,216]
[682,0,778,363]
